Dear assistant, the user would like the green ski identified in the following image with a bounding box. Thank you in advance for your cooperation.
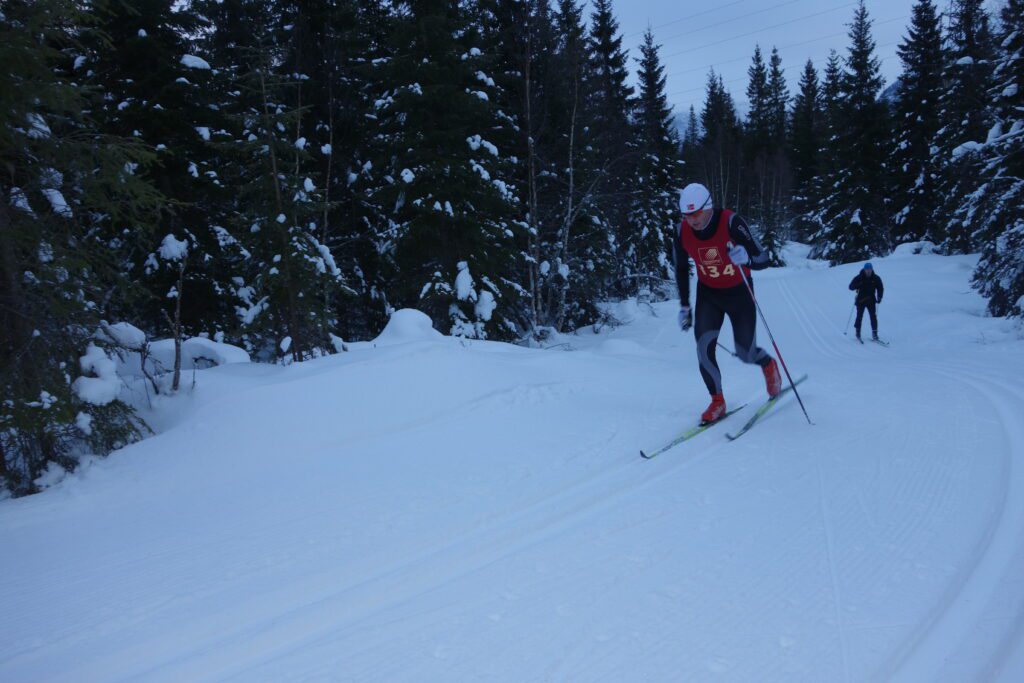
[726,375,809,441]
[641,406,747,459]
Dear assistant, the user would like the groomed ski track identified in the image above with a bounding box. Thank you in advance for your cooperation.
[1,248,1022,681]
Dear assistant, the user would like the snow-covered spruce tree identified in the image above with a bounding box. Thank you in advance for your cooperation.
[80,0,248,379]
[788,59,823,242]
[890,0,944,244]
[809,50,845,240]
[199,1,344,361]
[742,46,787,266]
[966,0,1024,318]
[367,0,524,340]
[681,105,701,173]
[930,0,995,252]
[627,28,683,294]
[526,0,605,333]
[762,47,790,264]
[812,2,891,264]
[1,1,160,495]
[278,0,392,342]
[484,0,561,334]
[697,71,743,209]
[585,0,637,295]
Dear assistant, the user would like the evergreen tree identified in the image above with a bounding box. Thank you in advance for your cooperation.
[813,2,891,264]
[530,0,607,332]
[1,0,161,494]
[628,29,683,291]
[930,0,995,252]
[367,0,524,339]
[485,0,561,334]
[890,0,944,244]
[585,0,635,298]
[282,0,392,342]
[745,46,771,161]
[198,0,346,361]
[966,0,1024,317]
[698,71,743,208]
[767,47,789,147]
[789,59,823,241]
[81,0,246,383]
[743,46,787,265]
[681,105,701,173]
[763,47,790,264]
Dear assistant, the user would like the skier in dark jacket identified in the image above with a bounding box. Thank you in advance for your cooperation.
[673,183,781,425]
[849,263,884,341]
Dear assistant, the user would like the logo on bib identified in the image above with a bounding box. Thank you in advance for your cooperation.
[698,247,724,266]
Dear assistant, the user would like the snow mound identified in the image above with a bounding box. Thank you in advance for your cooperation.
[72,344,120,405]
[891,241,938,257]
[101,322,146,350]
[116,337,249,378]
[372,309,443,346]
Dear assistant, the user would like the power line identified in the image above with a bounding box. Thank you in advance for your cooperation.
[664,14,909,81]
[667,40,901,99]
[663,1,859,61]
[660,0,805,45]
[626,0,752,38]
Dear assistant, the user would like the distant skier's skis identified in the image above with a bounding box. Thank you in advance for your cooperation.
[726,375,809,441]
[641,406,746,459]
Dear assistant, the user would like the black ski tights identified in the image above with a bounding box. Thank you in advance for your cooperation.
[694,283,770,396]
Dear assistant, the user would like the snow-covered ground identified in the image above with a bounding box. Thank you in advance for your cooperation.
[2,248,1023,682]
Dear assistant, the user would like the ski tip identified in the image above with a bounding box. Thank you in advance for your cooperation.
[640,450,650,459]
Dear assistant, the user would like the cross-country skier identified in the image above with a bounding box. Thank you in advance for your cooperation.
[673,182,782,424]
[849,263,884,341]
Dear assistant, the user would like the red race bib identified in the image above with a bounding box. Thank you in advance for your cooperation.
[680,210,750,289]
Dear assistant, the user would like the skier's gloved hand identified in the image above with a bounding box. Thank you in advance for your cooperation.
[876,297,882,304]
[728,244,749,266]
[678,307,692,332]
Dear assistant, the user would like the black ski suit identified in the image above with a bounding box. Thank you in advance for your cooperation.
[849,270,884,337]
[673,210,772,396]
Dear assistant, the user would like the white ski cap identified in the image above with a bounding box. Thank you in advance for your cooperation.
[679,183,712,215]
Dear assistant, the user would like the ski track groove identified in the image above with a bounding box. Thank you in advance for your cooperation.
[110,415,740,682]
[768,273,1022,681]
[873,359,1024,680]
[815,457,851,682]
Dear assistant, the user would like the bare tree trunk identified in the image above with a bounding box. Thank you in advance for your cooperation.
[257,60,303,363]
[523,20,541,333]
[553,67,581,332]
[163,259,186,392]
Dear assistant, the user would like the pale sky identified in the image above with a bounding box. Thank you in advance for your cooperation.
[608,0,936,120]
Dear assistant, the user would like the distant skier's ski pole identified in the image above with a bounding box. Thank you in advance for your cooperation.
[717,341,738,357]
[729,242,813,426]
[843,301,855,335]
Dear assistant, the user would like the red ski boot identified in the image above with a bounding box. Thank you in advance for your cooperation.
[701,393,727,425]
[763,358,782,398]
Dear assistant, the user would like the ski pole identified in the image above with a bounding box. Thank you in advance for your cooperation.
[717,341,738,357]
[843,301,855,335]
[728,242,813,426]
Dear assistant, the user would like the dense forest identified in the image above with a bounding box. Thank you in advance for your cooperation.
[1,0,1022,495]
